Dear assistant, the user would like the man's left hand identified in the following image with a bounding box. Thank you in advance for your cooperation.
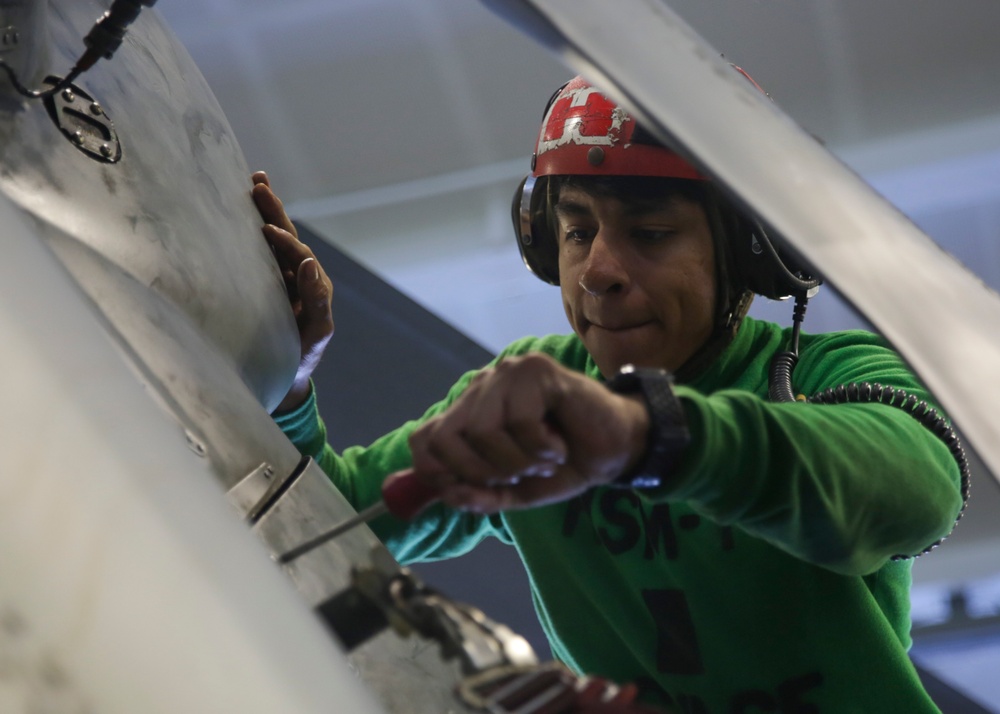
[252,170,335,413]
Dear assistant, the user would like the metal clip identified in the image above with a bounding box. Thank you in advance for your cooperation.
[458,663,593,714]
[457,662,638,714]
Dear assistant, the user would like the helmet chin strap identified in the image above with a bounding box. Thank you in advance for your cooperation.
[674,288,754,383]
[725,289,756,331]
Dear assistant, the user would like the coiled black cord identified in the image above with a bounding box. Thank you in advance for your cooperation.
[768,294,970,560]
[767,296,809,403]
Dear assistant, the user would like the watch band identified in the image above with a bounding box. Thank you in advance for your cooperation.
[606,364,690,489]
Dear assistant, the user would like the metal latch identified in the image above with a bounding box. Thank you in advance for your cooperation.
[42,77,121,162]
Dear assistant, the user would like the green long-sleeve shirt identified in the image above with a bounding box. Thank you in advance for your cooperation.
[275,316,962,713]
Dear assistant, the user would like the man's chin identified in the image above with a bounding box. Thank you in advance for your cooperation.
[587,342,683,378]
[588,347,655,379]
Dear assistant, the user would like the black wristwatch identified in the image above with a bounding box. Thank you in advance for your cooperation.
[606,364,690,489]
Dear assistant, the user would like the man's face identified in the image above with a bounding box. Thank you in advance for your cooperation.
[556,184,717,378]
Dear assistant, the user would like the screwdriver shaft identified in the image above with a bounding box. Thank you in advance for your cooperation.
[276,500,388,564]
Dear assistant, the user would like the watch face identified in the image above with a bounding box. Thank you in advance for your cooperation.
[627,475,663,489]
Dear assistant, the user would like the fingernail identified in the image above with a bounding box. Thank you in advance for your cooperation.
[524,463,552,478]
[539,449,566,465]
[305,259,319,281]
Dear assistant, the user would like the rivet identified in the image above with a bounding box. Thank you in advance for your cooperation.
[185,430,207,457]
[587,146,605,166]
[72,131,85,145]
[99,143,112,157]
[61,88,75,103]
[520,233,533,246]
[89,102,102,115]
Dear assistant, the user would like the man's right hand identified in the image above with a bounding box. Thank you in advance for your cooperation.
[252,171,334,413]
[406,353,652,514]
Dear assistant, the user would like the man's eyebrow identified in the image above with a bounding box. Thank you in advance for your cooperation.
[622,195,683,217]
[553,199,591,217]
[554,196,683,218]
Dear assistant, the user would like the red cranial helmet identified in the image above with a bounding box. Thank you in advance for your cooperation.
[511,73,819,318]
[513,76,716,289]
[531,75,705,181]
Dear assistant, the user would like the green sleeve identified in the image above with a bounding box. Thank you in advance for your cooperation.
[271,335,589,564]
[272,375,505,563]
[665,330,964,576]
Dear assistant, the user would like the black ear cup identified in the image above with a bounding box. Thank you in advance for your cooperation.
[510,175,560,285]
[746,222,822,300]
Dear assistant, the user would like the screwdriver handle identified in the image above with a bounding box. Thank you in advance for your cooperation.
[274,470,441,565]
[381,469,442,520]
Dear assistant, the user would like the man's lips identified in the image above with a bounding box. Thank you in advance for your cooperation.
[586,318,654,332]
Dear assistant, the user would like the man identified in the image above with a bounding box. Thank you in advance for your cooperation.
[252,76,963,712]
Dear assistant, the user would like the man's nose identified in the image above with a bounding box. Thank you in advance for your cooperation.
[578,231,629,296]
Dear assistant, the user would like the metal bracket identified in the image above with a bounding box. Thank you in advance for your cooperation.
[226,458,309,524]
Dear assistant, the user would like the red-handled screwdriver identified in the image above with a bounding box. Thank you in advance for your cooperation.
[275,470,441,565]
